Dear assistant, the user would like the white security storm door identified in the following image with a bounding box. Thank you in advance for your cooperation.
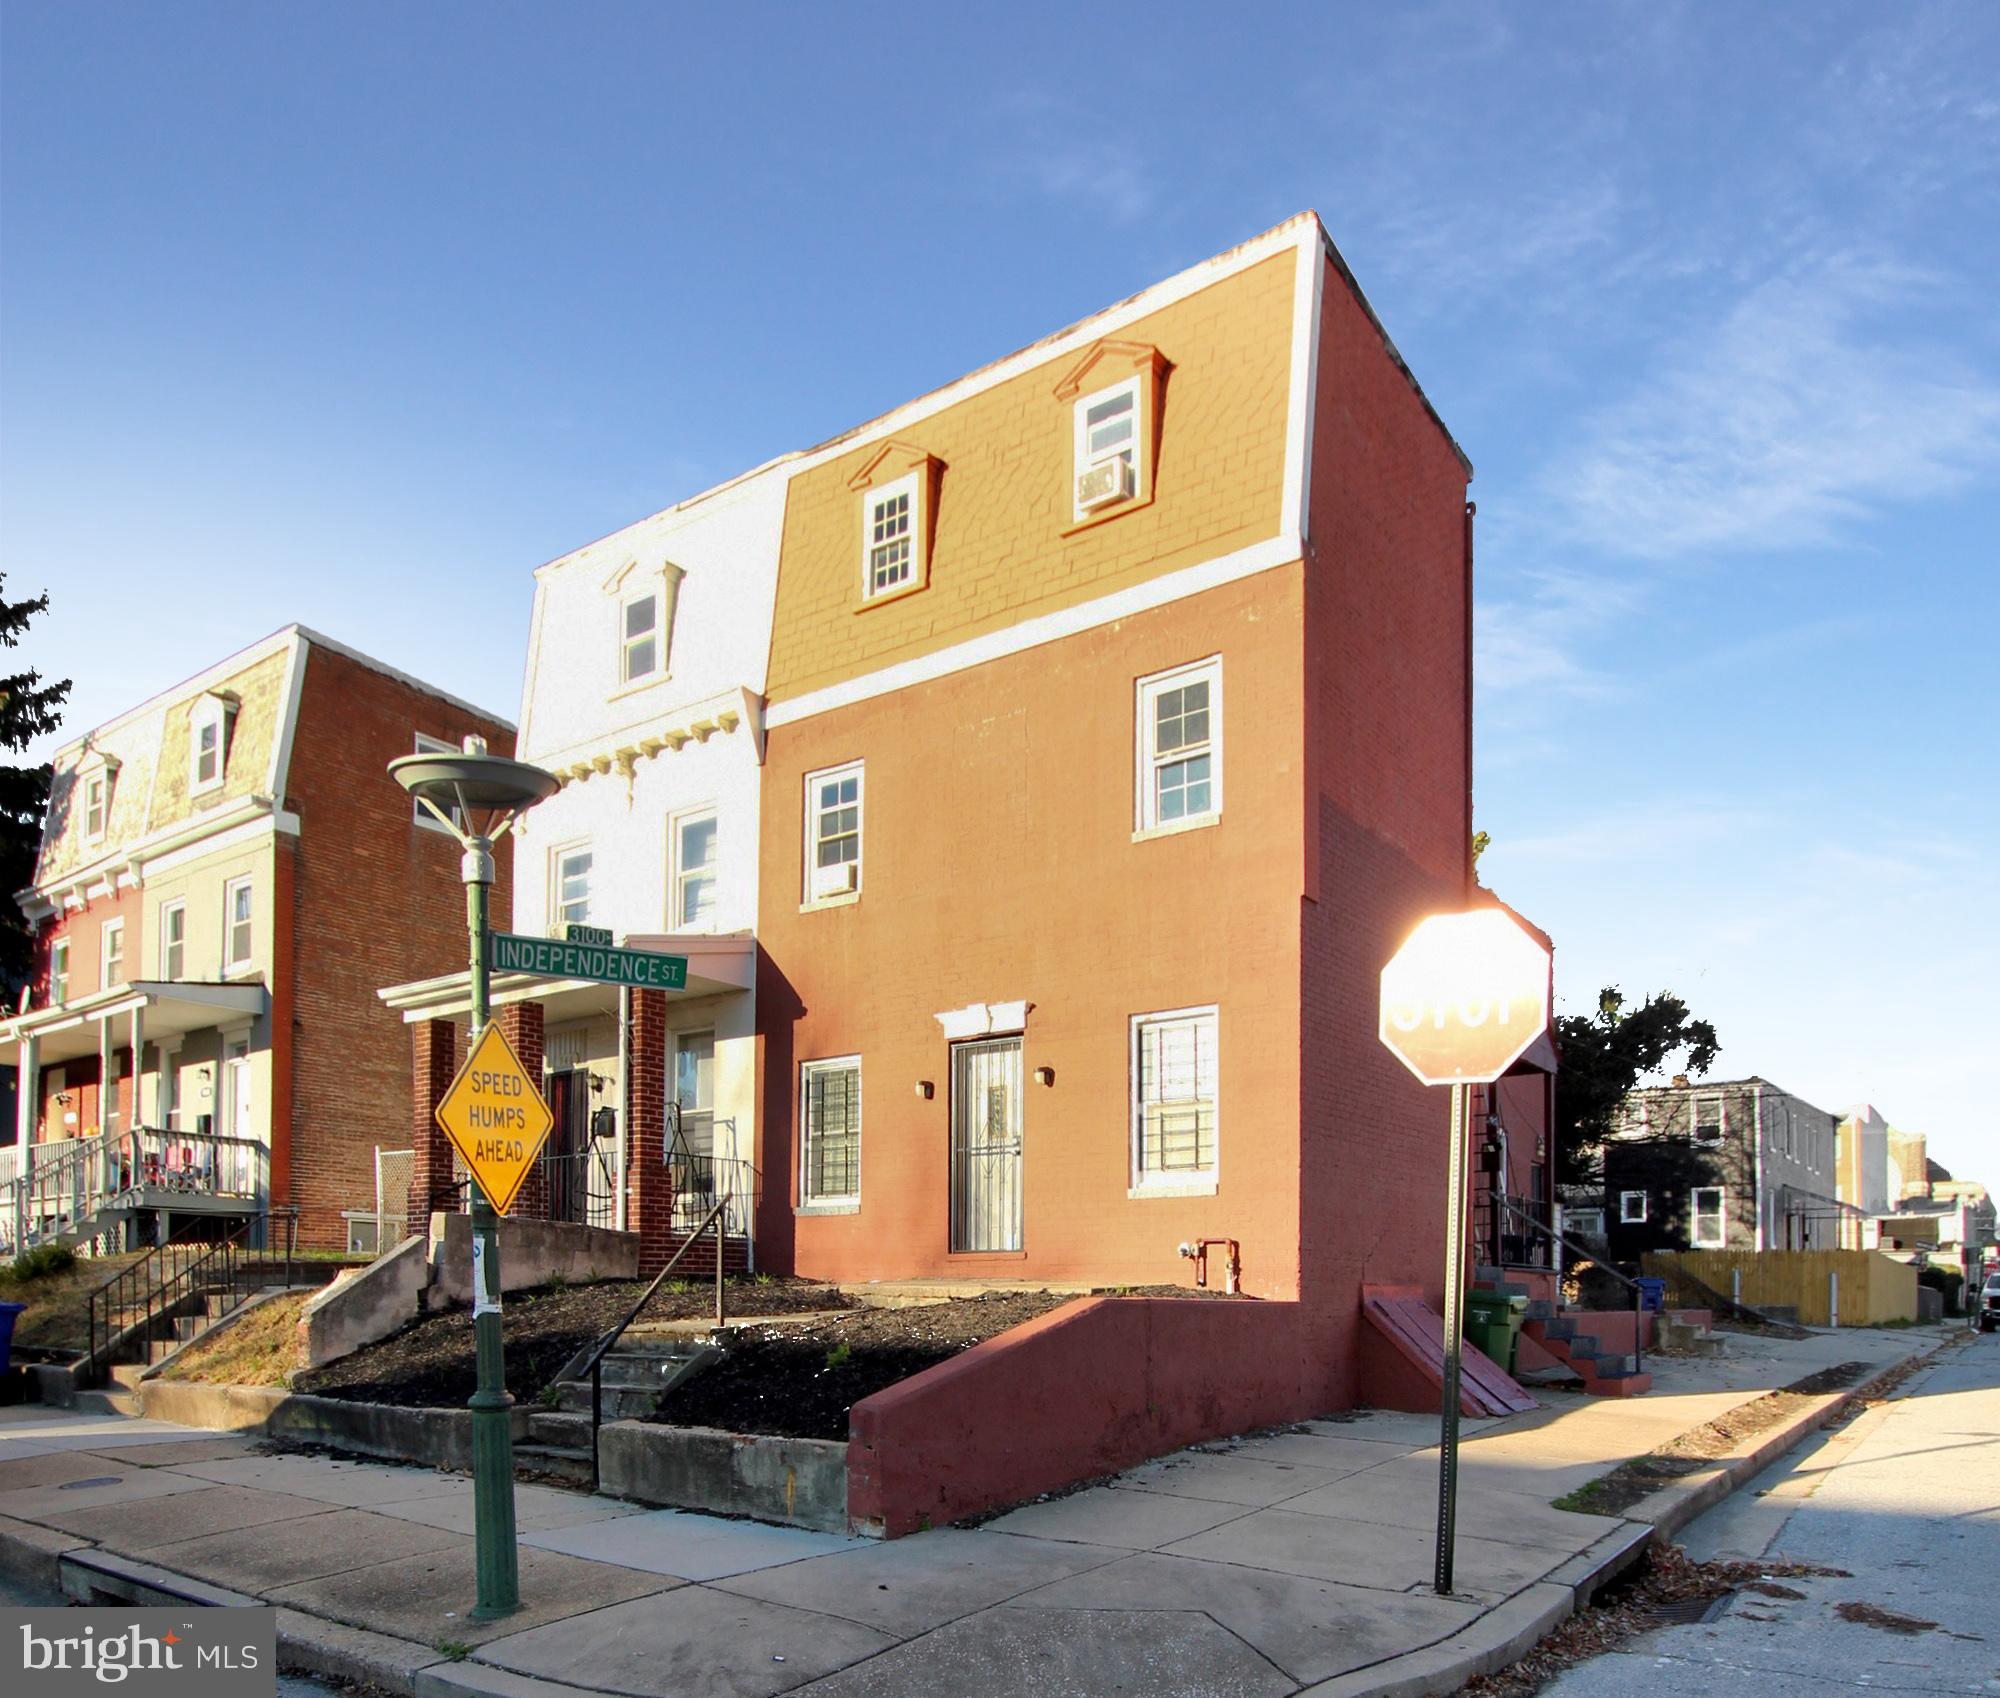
[950,1036,1023,1253]
[226,1042,253,1140]
[675,1030,715,1158]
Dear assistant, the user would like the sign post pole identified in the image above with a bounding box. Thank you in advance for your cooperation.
[1434,1080,1468,1594]
[463,839,519,1621]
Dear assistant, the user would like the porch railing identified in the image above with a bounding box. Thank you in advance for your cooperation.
[669,1152,758,1244]
[2,1126,268,1258]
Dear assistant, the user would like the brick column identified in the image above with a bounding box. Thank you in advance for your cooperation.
[408,1019,458,1227]
[498,1001,549,1221]
[628,989,674,1273]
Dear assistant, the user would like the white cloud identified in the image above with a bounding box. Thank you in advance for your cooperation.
[1475,565,1646,699]
[1547,255,2000,559]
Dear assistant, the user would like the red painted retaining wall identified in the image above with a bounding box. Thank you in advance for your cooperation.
[846,1295,1308,1537]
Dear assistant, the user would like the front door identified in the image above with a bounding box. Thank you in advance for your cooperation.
[950,1036,1023,1253]
[226,1043,253,1140]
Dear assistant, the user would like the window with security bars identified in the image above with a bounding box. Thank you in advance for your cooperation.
[1132,1008,1218,1183]
[1136,659,1221,830]
[863,476,917,598]
[806,762,863,898]
[801,1058,861,1205]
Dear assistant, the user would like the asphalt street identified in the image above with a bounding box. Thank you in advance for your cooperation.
[1545,1330,2000,1697]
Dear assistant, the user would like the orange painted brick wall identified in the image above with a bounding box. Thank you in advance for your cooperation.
[281,648,513,1246]
[757,569,1307,1295]
[1297,251,1476,1405]
[766,252,1297,704]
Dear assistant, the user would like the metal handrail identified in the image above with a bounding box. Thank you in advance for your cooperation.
[4,1126,270,1257]
[577,1195,730,1490]
[84,1209,300,1387]
[1496,1196,1646,1375]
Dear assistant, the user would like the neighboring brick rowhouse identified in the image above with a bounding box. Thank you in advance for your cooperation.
[408,1018,457,1225]
[497,1001,548,1221]
[627,988,673,1274]
[284,642,512,1246]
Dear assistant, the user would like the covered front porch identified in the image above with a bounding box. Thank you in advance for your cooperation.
[378,933,758,1275]
[1,980,271,1254]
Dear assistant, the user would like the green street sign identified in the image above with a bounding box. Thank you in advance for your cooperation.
[489,931,688,990]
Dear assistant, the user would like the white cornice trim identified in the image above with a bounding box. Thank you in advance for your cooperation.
[766,534,1299,730]
[267,634,308,799]
[22,794,277,908]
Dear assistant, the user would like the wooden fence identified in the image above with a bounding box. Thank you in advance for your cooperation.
[1644,1248,1916,1327]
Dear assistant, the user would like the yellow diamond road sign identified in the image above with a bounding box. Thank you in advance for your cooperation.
[435,1023,554,1216]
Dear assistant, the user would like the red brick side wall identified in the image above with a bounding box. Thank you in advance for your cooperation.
[627,988,672,1273]
[1296,253,1476,1407]
[497,1001,548,1221]
[283,645,513,1247]
[408,1019,457,1224]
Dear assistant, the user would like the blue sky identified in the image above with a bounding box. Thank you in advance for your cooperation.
[5,4,1996,1175]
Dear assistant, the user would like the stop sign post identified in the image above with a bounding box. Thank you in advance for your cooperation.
[1379,909,1552,1596]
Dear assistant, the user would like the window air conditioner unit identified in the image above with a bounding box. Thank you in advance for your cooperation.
[1076,458,1135,511]
[813,862,857,898]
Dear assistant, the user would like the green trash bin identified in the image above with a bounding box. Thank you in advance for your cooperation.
[1465,1292,1529,1372]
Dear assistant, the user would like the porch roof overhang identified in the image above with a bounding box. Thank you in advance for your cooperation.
[1,980,269,1067]
[378,933,755,1026]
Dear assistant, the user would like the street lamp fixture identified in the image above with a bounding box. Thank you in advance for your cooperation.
[389,735,557,1621]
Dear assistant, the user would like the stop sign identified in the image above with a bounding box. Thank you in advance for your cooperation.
[1379,909,1551,1086]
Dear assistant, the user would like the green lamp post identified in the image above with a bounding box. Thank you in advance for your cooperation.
[389,735,558,1621]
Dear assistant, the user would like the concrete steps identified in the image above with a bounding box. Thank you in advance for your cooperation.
[1519,1315,1652,1396]
[513,1442,594,1487]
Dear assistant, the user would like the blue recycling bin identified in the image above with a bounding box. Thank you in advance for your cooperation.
[1635,1277,1667,1314]
[0,1302,25,1373]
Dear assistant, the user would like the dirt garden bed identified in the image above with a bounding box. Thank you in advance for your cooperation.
[293,1275,853,1406]
[652,1287,1234,1441]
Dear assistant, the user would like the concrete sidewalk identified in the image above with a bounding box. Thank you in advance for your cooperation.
[0,1324,1957,1698]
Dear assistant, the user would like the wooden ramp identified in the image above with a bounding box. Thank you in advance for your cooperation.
[1361,1287,1538,1417]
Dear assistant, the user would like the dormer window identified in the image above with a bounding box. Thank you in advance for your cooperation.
[846,443,939,607]
[83,771,110,841]
[190,693,236,795]
[1054,339,1167,527]
[1075,379,1140,512]
[622,590,660,684]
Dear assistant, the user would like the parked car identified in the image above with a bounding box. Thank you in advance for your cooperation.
[1979,1274,2000,1333]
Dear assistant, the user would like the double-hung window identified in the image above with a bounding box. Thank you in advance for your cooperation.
[190,696,230,793]
[83,770,112,841]
[1691,1186,1726,1248]
[673,809,718,930]
[1131,1007,1219,1190]
[1074,378,1141,516]
[800,1057,861,1208]
[1136,659,1221,832]
[101,919,125,988]
[50,939,70,1004]
[621,590,660,685]
[805,762,863,901]
[223,877,254,971]
[1691,1095,1723,1144]
[161,901,186,981]
[1619,1190,1648,1224]
[411,733,464,831]
[553,845,593,929]
[862,474,918,600]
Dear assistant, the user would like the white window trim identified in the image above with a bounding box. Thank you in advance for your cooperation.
[160,900,186,982]
[802,760,864,907]
[101,919,125,987]
[1129,1004,1220,1198]
[50,938,71,1004]
[670,805,719,933]
[223,876,256,974]
[1072,375,1143,521]
[82,770,111,842]
[190,696,230,795]
[1692,1094,1724,1144]
[1691,1186,1727,1249]
[411,733,461,833]
[620,586,663,686]
[551,841,594,932]
[1134,657,1223,836]
[1619,1190,1648,1224]
[798,1055,862,1214]
[859,470,922,602]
